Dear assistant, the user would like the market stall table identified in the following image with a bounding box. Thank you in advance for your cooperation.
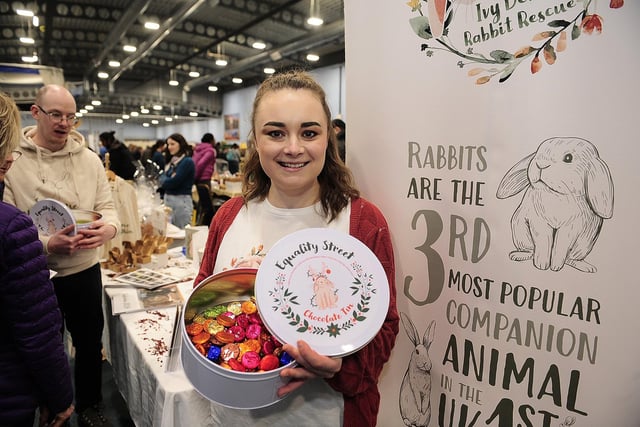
[102,257,343,427]
[102,256,208,426]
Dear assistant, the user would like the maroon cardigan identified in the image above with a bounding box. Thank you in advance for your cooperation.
[195,197,399,426]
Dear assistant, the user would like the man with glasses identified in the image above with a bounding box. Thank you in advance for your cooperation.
[4,84,120,427]
[0,150,21,200]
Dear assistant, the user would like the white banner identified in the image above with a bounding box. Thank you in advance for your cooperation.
[345,1,638,426]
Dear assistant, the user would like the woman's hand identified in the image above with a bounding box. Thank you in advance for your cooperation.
[277,340,342,397]
[39,404,74,427]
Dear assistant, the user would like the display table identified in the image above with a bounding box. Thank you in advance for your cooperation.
[103,256,208,427]
[102,257,343,427]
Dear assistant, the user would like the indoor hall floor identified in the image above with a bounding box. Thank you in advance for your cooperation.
[94,360,135,427]
[35,360,136,427]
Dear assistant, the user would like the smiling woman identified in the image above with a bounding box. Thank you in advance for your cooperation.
[194,70,400,427]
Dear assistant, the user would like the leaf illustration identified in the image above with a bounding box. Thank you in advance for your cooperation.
[557,31,568,52]
[532,31,555,41]
[514,46,534,58]
[467,67,484,76]
[499,69,515,83]
[296,320,309,333]
[490,50,514,62]
[409,15,433,40]
[475,76,491,85]
[543,44,557,64]
[530,56,542,74]
[571,23,581,40]
[548,19,571,27]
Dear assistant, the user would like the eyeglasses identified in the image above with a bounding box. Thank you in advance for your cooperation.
[10,150,22,162]
[36,104,80,126]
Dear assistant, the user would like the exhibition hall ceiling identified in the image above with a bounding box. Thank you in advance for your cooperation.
[0,0,345,119]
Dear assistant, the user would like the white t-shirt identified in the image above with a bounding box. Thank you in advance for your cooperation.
[214,198,350,274]
[208,197,349,425]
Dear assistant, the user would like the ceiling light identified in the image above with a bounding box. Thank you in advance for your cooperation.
[189,112,198,117]
[122,114,130,119]
[307,0,323,26]
[144,22,160,30]
[130,111,139,117]
[169,69,179,86]
[91,100,101,106]
[252,41,266,50]
[307,16,323,26]
[188,71,200,78]
[79,109,88,114]
[140,108,150,114]
[151,119,159,124]
[116,119,123,124]
[232,77,243,84]
[208,85,218,92]
[263,67,275,74]
[76,112,83,117]
[123,45,137,53]
[21,55,38,63]
[97,71,109,79]
[153,105,162,111]
[19,37,34,44]
[165,117,173,122]
[143,123,150,127]
[84,105,94,110]
[16,9,34,17]
[108,60,120,67]
[32,16,39,26]
[215,58,228,67]
[306,53,320,62]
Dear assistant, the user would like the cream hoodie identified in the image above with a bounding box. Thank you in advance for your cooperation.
[4,126,120,277]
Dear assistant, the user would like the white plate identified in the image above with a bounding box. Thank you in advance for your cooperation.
[29,198,76,236]
[255,228,390,357]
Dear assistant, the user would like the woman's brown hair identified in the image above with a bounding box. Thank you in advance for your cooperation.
[242,70,359,222]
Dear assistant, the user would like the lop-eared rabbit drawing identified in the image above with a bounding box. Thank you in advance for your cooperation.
[497,137,614,272]
[399,313,435,427]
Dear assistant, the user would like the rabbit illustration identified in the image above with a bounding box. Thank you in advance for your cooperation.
[497,137,614,273]
[308,263,338,310]
[399,313,435,427]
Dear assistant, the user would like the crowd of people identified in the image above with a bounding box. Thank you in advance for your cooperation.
[0,71,389,427]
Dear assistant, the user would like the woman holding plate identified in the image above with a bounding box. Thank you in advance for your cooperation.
[195,70,399,426]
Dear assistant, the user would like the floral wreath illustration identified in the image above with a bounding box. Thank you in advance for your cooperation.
[267,261,377,338]
[406,0,624,84]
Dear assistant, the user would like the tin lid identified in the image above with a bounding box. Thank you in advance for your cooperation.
[254,228,390,357]
[29,198,76,236]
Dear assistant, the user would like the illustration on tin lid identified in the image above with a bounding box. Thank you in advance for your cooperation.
[29,198,76,236]
[29,199,102,236]
[254,228,390,357]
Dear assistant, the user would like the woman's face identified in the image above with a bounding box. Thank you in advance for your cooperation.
[0,154,14,180]
[167,138,180,156]
[254,88,328,207]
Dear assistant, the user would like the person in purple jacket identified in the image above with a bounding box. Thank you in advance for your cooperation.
[193,132,217,225]
[0,91,74,426]
[194,132,217,185]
